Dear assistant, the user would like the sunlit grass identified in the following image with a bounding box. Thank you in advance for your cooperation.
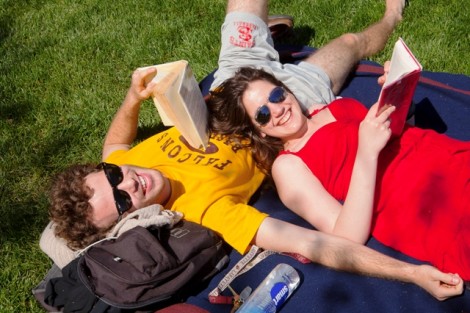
[1,0,468,311]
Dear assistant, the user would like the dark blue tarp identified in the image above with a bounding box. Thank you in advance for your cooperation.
[191,45,470,313]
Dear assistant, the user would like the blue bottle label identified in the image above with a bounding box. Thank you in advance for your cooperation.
[270,282,289,310]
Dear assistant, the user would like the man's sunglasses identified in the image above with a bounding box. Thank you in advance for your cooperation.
[254,86,287,126]
[97,162,133,217]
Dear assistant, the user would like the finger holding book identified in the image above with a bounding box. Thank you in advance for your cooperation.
[377,60,392,86]
[128,67,158,103]
[359,102,395,157]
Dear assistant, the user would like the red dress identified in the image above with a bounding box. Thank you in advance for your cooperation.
[281,98,470,279]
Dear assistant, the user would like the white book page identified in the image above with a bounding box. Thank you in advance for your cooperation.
[384,38,423,87]
[177,66,208,149]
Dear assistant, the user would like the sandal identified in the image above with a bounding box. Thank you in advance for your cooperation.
[268,14,294,40]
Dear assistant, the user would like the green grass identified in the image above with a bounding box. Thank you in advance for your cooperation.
[0,0,468,311]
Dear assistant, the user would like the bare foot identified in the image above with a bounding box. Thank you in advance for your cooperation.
[385,0,406,24]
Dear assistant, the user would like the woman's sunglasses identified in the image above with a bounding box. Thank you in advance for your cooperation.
[254,86,287,126]
[97,162,133,217]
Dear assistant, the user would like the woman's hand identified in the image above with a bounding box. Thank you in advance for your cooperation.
[358,102,395,158]
[378,60,391,86]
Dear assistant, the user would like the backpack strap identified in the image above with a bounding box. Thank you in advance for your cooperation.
[75,236,117,257]
[208,245,311,305]
[208,246,276,304]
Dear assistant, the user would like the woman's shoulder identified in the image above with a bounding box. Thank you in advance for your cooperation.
[328,97,367,120]
[273,152,305,172]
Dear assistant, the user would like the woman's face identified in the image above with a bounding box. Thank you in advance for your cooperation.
[242,80,307,140]
[85,164,169,228]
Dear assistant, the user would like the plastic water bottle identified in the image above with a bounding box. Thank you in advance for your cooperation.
[236,263,300,313]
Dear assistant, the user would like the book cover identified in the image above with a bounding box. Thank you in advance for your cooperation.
[377,38,422,136]
[140,60,209,150]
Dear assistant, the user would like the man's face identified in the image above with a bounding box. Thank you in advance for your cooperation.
[85,164,169,228]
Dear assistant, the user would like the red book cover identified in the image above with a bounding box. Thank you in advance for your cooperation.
[377,38,422,136]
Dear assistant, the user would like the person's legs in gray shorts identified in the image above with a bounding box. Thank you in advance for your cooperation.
[212,9,335,111]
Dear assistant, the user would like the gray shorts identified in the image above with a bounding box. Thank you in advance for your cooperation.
[211,12,335,110]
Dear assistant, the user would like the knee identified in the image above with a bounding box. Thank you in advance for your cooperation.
[336,33,365,59]
[226,0,267,20]
[338,33,363,50]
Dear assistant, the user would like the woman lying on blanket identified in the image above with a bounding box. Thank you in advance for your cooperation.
[207,65,470,282]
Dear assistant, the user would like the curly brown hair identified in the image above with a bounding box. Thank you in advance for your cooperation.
[48,164,114,250]
[207,67,288,175]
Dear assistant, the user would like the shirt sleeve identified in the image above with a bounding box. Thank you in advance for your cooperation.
[200,195,268,255]
[104,149,128,164]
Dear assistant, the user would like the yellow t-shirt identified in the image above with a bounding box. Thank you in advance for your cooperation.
[105,127,268,254]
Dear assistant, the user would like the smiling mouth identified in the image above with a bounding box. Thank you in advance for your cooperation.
[278,109,291,125]
[137,175,148,195]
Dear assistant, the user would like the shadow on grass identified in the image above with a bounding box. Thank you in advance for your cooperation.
[289,25,317,46]
[0,14,13,45]
[273,25,316,46]
[0,95,34,121]
[0,200,49,243]
[0,0,48,45]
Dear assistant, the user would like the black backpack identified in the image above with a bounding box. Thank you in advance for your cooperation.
[43,220,229,313]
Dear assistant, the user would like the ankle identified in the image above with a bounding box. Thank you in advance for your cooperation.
[382,12,402,30]
[384,0,405,24]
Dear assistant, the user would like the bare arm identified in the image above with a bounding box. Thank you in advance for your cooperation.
[102,67,157,160]
[273,154,375,243]
[273,105,395,243]
[273,155,347,236]
[255,217,464,301]
[337,103,395,241]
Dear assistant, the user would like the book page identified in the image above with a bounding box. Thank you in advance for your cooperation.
[146,60,209,150]
[384,38,422,87]
[138,62,185,126]
[152,70,180,126]
[176,66,208,149]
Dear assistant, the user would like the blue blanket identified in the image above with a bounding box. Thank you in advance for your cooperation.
[190,45,470,312]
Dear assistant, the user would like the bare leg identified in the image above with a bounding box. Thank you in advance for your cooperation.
[226,0,268,23]
[306,0,406,95]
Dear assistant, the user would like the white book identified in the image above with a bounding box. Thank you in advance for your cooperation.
[139,60,209,150]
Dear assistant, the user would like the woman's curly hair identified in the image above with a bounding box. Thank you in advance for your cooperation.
[48,164,114,250]
[207,67,287,175]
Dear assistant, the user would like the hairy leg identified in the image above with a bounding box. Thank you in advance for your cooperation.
[226,0,268,23]
[306,0,406,95]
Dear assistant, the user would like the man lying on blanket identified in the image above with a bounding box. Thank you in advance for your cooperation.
[40,0,463,301]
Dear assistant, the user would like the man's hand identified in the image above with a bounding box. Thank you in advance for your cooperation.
[127,67,158,103]
[102,66,158,160]
[413,264,464,301]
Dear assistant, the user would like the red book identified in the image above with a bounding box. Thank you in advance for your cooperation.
[377,38,422,136]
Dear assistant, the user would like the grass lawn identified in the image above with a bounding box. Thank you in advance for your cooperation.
[0,0,468,311]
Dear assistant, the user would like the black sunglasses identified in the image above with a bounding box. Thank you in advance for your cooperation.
[97,162,133,217]
[254,86,287,126]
